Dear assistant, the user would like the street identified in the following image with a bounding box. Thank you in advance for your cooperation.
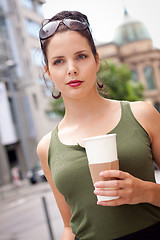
[0,181,63,240]
[0,171,160,240]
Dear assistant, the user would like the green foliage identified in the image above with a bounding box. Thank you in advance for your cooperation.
[99,61,144,101]
[49,61,144,117]
[49,96,65,117]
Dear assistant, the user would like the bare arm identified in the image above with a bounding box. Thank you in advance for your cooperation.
[136,102,160,207]
[37,133,75,240]
[94,102,160,207]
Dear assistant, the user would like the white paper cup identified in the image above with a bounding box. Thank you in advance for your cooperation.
[83,134,119,201]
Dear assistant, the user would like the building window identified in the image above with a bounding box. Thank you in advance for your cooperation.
[36,2,44,16]
[0,16,8,38]
[25,19,40,38]
[31,48,43,67]
[143,66,156,90]
[154,102,160,113]
[32,93,38,109]
[20,0,34,10]
[8,98,16,124]
[132,69,139,82]
[0,16,6,32]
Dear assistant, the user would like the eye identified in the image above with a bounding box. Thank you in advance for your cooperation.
[76,54,87,60]
[53,59,64,65]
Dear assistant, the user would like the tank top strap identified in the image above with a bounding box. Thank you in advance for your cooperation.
[120,100,133,120]
[48,126,59,169]
[50,126,58,147]
[119,100,139,127]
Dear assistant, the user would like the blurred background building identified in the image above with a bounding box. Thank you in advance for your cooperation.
[0,0,60,186]
[0,1,159,186]
[97,9,160,110]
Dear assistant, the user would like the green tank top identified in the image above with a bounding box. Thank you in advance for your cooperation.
[48,101,160,240]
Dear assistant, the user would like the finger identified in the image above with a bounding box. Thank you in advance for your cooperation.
[97,198,125,207]
[94,188,121,197]
[94,180,124,189]
[99,170,129,180]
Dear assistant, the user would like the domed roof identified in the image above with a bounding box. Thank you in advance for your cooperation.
[113,9,151,46]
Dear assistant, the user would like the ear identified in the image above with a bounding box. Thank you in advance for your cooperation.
[96,53,100,73]
[44,65,51,78]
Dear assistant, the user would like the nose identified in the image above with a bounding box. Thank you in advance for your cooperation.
[67,61,78,76]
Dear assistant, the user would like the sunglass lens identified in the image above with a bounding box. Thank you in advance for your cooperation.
[65,19,87,30]
[40,21,59,39]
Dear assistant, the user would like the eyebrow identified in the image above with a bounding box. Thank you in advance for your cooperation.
[74,50,88,55]
[51,50,88,59]
[52,56,64,60]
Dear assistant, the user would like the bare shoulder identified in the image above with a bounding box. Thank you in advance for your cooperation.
[130,101,160,141]
[37,132,52,165]
[130,101,159,119]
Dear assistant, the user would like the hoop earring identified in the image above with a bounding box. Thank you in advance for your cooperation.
[96,73,103,89]
[52,91,61,99]
[52,85,61,99]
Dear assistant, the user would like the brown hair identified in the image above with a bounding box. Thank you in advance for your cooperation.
[40,11,98,69]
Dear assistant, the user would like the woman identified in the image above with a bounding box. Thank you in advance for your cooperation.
[37,11,160,240]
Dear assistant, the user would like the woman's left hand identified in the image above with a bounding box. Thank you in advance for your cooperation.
[94,170,150,206]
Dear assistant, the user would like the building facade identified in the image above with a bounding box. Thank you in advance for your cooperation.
[97,10,160,111]
[0,0,60,185]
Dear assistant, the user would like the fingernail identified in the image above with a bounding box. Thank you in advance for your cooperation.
[99,172,104,176]
[94,182,100,187]
[94,189,100,195]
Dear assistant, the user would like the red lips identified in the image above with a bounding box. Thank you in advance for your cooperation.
[67,80,83,87]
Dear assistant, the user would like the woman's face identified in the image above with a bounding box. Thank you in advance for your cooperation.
[46,31,99,100]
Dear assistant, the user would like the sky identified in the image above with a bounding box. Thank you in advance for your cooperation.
[42,0,160,49]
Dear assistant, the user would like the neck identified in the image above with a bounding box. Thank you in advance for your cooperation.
[62,88,108,126]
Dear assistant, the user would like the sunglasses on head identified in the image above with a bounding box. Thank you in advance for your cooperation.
[39,18,89,40]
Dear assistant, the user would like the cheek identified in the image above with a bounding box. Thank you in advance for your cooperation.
[84,61,97,77]
[49,70,67,90]
[49,67,66,81]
